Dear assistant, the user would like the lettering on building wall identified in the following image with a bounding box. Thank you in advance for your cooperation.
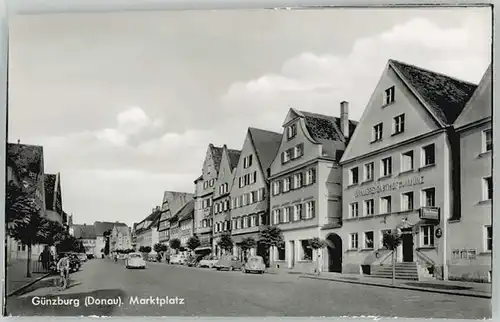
[354,176,424,198]
[452,249,477,260]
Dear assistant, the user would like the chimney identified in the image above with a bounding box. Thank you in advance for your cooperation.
[340,101,349,139]
[17,139,20,144]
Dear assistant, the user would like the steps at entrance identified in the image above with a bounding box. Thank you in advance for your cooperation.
[369,262,419,280]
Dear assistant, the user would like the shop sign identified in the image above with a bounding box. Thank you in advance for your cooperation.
[354,175,424,198]
[419,206,440,221]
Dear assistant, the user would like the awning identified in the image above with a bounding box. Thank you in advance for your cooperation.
[194,246,212,252]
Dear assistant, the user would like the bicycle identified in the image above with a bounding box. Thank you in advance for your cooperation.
[58,268,70,290]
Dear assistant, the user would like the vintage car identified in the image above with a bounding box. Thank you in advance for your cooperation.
[186,255,203,267]
[125,252,146,269]
[241,256,266,274]
[77,253,88,262]
[198,255,218,268]
[170,254,188,265]
[214,255,244,271]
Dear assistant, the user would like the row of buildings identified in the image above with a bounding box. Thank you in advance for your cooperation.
[131,59,492,282]
[6,142,69,264]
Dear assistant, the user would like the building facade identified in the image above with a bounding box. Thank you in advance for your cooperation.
[157,191,193,247]
[338,60,477,280]
[448,65,492,282]
[230,128,281,260]
[72,224,97,256]
[169,200,195,253]
[269,106,357,273]
[43,173,67,225]
[193,144,224,254]
[110,224,132,252]
[94,221,128,258]
[135,207,161,252]
[212,145,241,257]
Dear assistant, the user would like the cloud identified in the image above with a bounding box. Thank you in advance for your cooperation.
[221,17,491,126]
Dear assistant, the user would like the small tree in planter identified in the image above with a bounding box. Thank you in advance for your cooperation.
[169,238,181,254]
[382,229,402,285]
[187,236,201,255]
[218,233,234,255]
[308,237,327,275]
[259,226,284,268]
[239,237,257,262]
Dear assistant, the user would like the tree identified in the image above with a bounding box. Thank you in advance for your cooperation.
[169,238,181,254]
[103,229,112,255]
[259,226,284,267]
[154,243,168,261]
[138,246,146,253]
[40,219,66,247]
[218,233,234,255]
[187,236,201,253]
[143,246,152,253]
[308,237,327,275]
[239,237,257,261]
[382,229,402,285]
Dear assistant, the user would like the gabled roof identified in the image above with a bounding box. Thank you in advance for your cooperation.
[94,221,127,236]
[73,224,96,239]
[177,199,195,222]
[209,144,224,173]
[389,59,478,126]
[248,127,282,173]
[227,149,242,170]
[114,225,130,235]
[454,63,492,129]
[298,110,358,142]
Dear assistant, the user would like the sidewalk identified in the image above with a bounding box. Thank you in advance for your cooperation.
[299,272,492,299]
[5,260,52,297]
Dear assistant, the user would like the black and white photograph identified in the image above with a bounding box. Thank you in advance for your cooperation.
[3,3,493,318]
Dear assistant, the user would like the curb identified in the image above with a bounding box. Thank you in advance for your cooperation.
[299,275,492,299]
[7,273,52,298]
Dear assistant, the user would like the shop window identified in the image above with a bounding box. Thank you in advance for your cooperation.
[301,240,313,260]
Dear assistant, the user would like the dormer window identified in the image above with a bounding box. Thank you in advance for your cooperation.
[287,124,297,140]
[384,86,395,105]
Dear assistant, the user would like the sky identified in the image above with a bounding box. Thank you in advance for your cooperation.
[8,7,491,228]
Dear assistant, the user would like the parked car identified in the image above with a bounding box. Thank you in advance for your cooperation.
[125,252,146,269]
[241,256,266,274]
[86,254,94,260]
[198,255,218,268]
[67,253,82,272]
[186,254,203,267]
[77,253,87,262]
[215,255,244,271]
[170,254,188,265]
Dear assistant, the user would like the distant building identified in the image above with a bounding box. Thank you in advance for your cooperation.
[157,191,194,247]
[43,173,68,225]
[169,199,195,253]
[94,221,128,258]
[72,224,97,255]
[110,224,132,252]
[135,207,162,253]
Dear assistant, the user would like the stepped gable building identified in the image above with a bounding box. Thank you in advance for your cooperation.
[449,64,492,282]
[268,104,357,273]
[229,127,281,260]
[338,59,478,280]
[212,145,241,256]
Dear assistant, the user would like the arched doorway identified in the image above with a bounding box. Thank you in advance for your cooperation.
[326,233,342,273]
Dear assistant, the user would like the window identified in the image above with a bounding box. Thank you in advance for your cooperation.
[283,177,291,192]
[293,144,304,159]
[484,176,493,200]
[272,209,280,224]
[380,196,391,214]
[282,150,292,164]
[401,150,414,172]
[381,157,392,177]
[393,114,405,134]
[294,173,303,188]
[364,199,374,216]
[210,179,215,187]
[304,201,315,219]
[485,226,492,251]
[483,129,492,152]
[350,233,359,249]
[301,240,313,260]
[349,167,359,185]
[384,86,395,105]
[257,188,264,201]
[373,123,383,142]
[293,204,302,221]
[272,181,281,195]
[364,231,374,249]
[349,202,359,218]
[243,155,253,168]
[422,188,436,207]
[248,192,254,204]
[401,191,414,211]
[422,144,435,166]
[251,216,256,227]
[283,207,290,222]
[420,225,435,247]
[203,181,208,189]
[287,124,297,140]
[364,162,374,181]
[305,168,316,185]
